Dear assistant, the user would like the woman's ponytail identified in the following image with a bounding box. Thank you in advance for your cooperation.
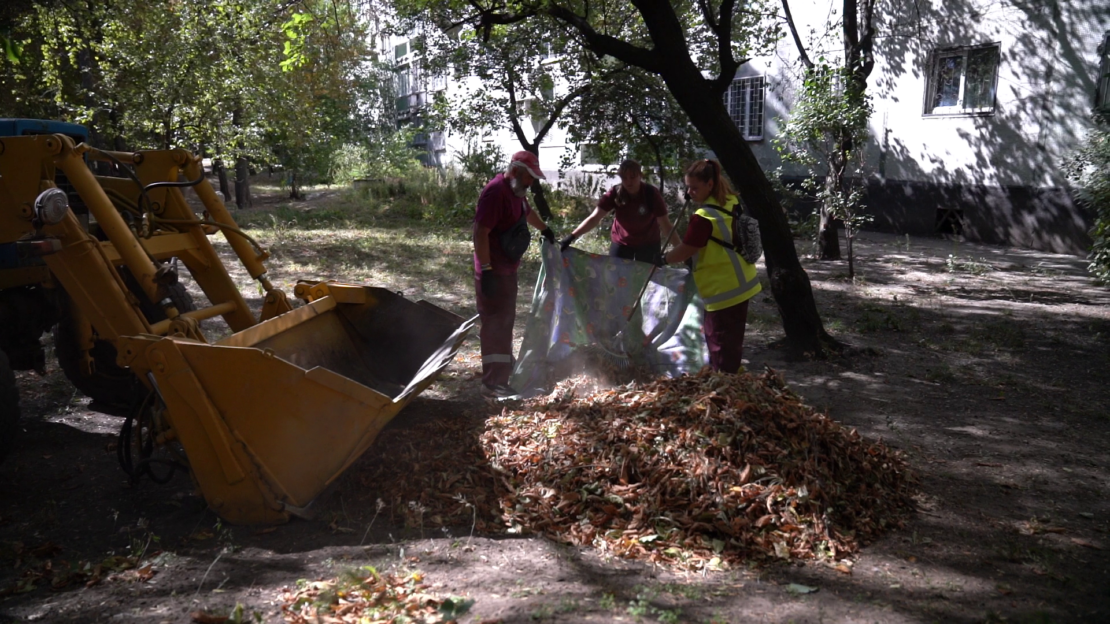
[685,159,734,205]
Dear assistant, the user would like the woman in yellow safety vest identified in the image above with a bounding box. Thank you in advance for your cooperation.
[655,159,762,373]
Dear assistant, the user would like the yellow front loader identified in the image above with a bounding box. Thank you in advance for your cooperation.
[0,124,475,524]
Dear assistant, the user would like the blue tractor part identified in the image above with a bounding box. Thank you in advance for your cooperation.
[0,118,88,141]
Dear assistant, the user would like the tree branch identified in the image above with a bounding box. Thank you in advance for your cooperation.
[629,111,668,194]
[503,66,533,149]
[463,0,537,42]
[706,0,740,95]
[533,81,591,145]
[780,0,813,69]
[543,4,661,72]
[696,0,717,30]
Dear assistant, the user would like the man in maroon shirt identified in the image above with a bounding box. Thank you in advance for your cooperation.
[559,159,680,262]
[473,151,555,400]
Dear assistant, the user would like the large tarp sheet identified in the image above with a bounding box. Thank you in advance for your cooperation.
[510,246,707,393]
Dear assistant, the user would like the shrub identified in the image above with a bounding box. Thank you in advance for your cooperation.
[329,130,425,185]
[1063,112,1110,282]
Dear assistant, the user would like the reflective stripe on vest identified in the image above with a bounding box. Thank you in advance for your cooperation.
[482,354,513,364]
[693,199,762,311]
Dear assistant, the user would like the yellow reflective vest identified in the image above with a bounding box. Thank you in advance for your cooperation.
[691,196,762,311]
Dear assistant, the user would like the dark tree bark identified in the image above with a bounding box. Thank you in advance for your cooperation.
[231,106,252,208]
[819,167,843,260]
[234,156,252,208]
[289,171,305,200]
[213,159,232,201]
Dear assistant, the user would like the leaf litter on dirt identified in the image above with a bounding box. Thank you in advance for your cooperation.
[0,542,156,597]
[280,567,472,624]
[353,367,916,571]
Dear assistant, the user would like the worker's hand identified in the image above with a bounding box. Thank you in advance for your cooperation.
[652,251,668,267]
[480,269,498,298]
[559,234,577,251]
[540,227,556,245]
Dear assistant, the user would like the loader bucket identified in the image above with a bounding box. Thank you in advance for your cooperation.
[121,285,476,524]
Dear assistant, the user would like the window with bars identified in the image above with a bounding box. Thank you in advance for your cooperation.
[725,76,765,140]
[1097,33,1110,111]
[925,44,1000,115]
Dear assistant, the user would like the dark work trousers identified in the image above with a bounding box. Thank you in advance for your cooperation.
[610,240,662,263]
[702,300,750,374]
[474,272,519,388]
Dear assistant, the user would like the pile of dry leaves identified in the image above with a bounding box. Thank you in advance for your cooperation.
[281,568,472,623]
[483,369,916,568]
[354,368,916,569]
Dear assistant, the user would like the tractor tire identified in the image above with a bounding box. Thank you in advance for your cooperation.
[0,349,20,466]
[54,277,195,410]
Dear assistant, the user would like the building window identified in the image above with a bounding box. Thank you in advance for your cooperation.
[1097,33,1110,111]
[925,44,1000,115]
[580,143,602,166]
[725,76,765,140]
[395,67,411,96]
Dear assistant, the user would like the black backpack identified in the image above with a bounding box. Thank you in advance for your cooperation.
[708,203,762,265]
[499,210,531,261]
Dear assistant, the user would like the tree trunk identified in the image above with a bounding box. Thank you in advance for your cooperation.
[847,227,856,279]
[817,210,842,260]
[289,171,305,200]
[529,179,553,221]
[234,156,252,209]
[655,60,837,355]
[819,165,842,260]
[213,159,232,201]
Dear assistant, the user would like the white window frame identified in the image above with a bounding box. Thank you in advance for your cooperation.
[924,43,1001,116]
[725,76,765,141]
[1096,33,1110,112]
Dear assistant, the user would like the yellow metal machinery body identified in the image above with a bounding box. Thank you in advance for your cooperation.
[0,133,475,524]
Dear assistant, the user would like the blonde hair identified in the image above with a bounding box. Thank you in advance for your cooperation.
[685,159,734,206]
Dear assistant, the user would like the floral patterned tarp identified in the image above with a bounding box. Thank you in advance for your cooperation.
[510,245,708,393]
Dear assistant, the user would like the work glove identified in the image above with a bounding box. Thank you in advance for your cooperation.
[559,234,577,251]
[652,251,668,268]
[480,269,498,298]
[540,227,556,245]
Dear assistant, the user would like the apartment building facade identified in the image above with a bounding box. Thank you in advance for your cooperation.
[392,1,1110,254]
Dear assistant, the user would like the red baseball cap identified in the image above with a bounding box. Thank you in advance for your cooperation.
[510,150,546,180]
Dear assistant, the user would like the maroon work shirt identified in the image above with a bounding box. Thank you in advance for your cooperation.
[598,183,666,247]
[473,173,531,275]
[683,214,713,247]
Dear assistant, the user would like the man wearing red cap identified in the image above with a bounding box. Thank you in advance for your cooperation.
[473,150,556,399]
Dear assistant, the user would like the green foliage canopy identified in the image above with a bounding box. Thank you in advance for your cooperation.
[0,0,395,184]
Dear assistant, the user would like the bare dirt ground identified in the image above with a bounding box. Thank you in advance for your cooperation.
[2,190,1109,624]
